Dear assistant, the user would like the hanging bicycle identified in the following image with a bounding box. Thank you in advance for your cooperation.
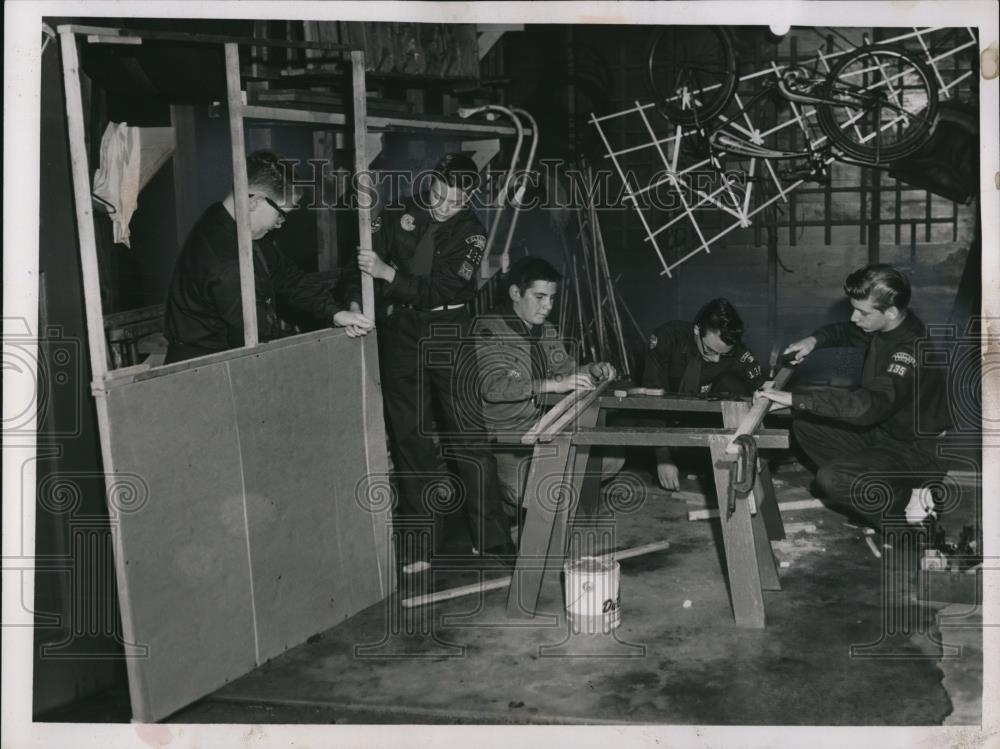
[646,26,939,179]
[588,26,975,278]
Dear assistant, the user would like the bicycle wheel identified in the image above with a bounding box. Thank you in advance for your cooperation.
[817,45,938,163]
[647,26,738,126]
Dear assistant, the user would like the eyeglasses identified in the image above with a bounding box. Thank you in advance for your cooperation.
[697,334,736,360]
[250,193,290,220]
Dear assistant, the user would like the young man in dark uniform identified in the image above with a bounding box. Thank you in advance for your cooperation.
[643,298,765,490]
[164,150,372,363]
[757,264,952,531]
[357,153,512,569]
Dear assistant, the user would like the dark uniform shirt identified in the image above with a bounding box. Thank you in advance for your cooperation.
[642,320,765,394]
[163,203,338,360]
[356,196,487,310]
[791,313,952,440]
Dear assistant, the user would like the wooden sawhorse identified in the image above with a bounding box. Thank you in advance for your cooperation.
[507,388,789,628]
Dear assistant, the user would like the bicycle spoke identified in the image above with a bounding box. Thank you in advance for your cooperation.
[817,45,937,163]
[648,26,736,125]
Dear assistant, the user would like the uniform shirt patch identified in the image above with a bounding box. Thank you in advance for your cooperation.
[747,365,762,379]
[740,351,754,364]
[462,235,487,267]
[887,363,910,377]
[458,260,476,280]
[649,334,658,350]
[892,352,916,366]
[400,214,416,231]
[371,215,382,233]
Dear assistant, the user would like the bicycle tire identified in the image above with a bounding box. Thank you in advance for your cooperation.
[817,45,938,164]
[647,26,738,126]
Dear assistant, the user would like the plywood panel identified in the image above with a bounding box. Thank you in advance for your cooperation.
[336,335,394,616]
[228,333,390,660]
[105,364,256,722]
[101,330,394,721]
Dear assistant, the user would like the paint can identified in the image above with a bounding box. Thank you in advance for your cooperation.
[563,556,621,634]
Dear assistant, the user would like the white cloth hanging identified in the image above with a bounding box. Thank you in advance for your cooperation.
[92,121,141,247]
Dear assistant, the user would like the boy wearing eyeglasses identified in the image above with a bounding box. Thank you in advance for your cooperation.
[643,298,765,490]
[164,150,373,363]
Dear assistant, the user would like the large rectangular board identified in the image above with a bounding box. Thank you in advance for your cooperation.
[103,329,394,721]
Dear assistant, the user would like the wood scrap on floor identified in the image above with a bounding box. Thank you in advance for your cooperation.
[688,498,823,521]
[401,539,671,609]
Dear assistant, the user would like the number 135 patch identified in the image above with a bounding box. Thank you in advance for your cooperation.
[887,363,910,377]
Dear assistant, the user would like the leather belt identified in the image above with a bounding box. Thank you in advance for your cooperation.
[403,303,466,313]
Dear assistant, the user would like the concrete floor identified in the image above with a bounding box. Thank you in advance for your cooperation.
[40,460,982,725]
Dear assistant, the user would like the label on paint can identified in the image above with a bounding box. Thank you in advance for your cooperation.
[563,556,621,634]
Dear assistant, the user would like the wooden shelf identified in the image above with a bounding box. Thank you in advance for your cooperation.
[240,104,527,137]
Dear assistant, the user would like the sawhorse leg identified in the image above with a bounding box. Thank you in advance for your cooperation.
[710,402,783,627]
[722,401,782,588]
[757,461,786,541]
[708,434,766,627]
[720,401,785,542]
[507,401,599,618]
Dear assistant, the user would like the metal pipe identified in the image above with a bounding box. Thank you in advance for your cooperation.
[592,205,631,379]
[458,105,523,278]
[501,107,539,273]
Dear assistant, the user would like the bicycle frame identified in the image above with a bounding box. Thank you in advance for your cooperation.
[703,72,878,162]
[683,42,932,171]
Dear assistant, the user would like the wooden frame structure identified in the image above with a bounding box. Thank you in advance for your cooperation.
[509,392,789,628]
[55,24,531,722]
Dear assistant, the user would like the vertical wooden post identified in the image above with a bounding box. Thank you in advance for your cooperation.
[59,27,147,717]
[224,43,259,347]
[58,30,109,378]
[351,50,375,318]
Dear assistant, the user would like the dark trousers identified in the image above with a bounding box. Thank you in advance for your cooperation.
[793,416,947,530]
[380,307,508,556]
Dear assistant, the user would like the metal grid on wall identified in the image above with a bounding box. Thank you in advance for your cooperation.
[592,26,979,279]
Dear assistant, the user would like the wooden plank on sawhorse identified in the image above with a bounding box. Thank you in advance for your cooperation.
[507,398,600,618]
